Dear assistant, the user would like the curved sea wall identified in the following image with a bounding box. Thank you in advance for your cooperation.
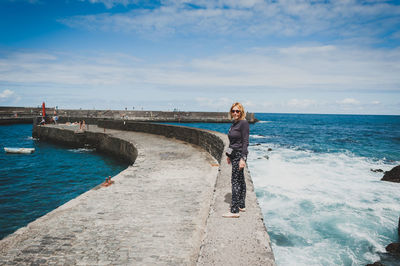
[97,120,225,163]
[0,118,33,125]
[33,125,138,164]
[33,120,225,164]
[3,121,275,265]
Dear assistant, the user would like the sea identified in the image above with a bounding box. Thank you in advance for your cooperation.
[0,124,128,240]
[167,113,400,266]
[1,114,399,265]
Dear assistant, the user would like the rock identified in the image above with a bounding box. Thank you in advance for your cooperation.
[381,165,400,183]
[374,250,400,266]
[268,148,272,151]
[371,168,384,173]
[366,262,384,266]
[263,155,269,160]
[385,242,400,256]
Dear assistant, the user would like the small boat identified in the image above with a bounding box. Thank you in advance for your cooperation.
[4,147,35,154]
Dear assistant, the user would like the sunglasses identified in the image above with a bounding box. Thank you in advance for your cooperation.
[231,109,241,114]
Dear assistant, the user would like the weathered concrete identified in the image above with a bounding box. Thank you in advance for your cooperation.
[96,120,276,265]
[0,118,33,125]
[96,120,225,164]
[0,123,275,265]
[32,125,138,165]
[0,125,218,265]
[0,106,257,123]
[197,149,275,265]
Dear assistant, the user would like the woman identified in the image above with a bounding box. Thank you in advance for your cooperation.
[223,102,249,218]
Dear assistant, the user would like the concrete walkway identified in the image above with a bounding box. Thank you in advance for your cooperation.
[197,148,275,265]
[0,124,275,265]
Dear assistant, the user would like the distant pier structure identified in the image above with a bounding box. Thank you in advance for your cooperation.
[0,106,257,125]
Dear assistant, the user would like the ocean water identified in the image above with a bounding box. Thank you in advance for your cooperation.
[168,113,400,266]
[0,124,128,240]
[1,116,399,265]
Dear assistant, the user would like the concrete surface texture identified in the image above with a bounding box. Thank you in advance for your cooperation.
[0,107,257,123]
[197,150,276,265]
[0,124,275,265]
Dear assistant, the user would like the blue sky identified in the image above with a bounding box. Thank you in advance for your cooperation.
[0,0,399,114]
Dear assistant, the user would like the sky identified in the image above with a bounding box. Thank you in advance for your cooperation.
[0,0,399,114]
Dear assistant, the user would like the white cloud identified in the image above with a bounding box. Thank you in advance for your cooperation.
[371,100,381,105]
[242,100,255,108]
[194,97,254,112]
[80,0,139,9]
[60,0,400,40]
[195,97,233,110]
[391,31,400,40]
[0,89,14,99]
[287,99,316,108]
[0,45,399,114]
[1,45,399,93]
[279,45,337,55]
[336,98,360,105]
[60,6,252,36]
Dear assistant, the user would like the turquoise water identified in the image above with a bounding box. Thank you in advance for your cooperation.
[168,113,400,265]
[0,124,128,240]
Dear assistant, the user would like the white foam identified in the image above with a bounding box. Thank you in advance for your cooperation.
[248,144,400,265]
[250,134,266,139]
[250,134,276,139]
[67,148,95,153]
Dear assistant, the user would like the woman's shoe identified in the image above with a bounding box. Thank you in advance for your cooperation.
[239,208,246,212]
[222,212,240,218]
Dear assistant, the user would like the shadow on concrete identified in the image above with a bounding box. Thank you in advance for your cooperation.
[224,193,231,204]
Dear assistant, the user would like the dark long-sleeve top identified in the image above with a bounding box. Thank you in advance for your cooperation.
[228,119,249,161]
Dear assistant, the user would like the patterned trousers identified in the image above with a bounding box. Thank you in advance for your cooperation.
[230,151,246,213]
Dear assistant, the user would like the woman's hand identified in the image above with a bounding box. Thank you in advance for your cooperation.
[227,157,231,164]
[239,158,246,169]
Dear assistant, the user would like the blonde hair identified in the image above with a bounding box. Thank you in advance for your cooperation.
[229,102,246,120]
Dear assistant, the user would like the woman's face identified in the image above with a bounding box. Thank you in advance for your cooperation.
[231,106,241,121]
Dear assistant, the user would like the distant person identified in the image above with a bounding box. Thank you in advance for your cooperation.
[223,102,249,218]
[39,117,45,125]
[51,113,58,124]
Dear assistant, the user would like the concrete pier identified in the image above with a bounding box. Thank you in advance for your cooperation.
[0,106,258,124]
[0,123,275,265]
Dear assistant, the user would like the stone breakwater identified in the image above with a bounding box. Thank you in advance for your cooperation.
[0,106,257,124]
[0,122,275,265]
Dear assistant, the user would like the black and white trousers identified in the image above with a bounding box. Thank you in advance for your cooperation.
[230,151,246,213]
